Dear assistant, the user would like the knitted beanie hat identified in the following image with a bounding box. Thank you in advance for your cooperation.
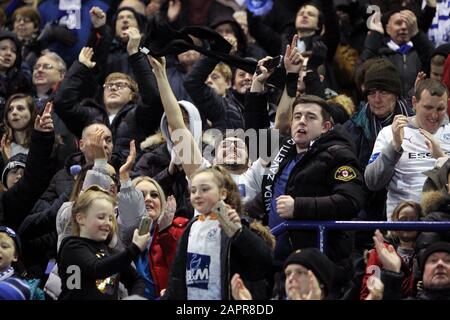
[284,248,335,294]
[364,59,402,96]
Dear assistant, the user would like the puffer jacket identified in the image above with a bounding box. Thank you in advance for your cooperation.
[246,125,367,280]
[53,52,164,170]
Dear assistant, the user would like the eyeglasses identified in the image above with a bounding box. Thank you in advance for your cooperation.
[103,82,130,91]
[33,63,55,71]
[14,16,32,24]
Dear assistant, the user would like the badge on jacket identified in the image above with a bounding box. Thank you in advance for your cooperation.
[334,166,356,182]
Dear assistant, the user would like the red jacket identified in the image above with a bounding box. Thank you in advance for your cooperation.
[360,243,414,300]
[148,216,189,296]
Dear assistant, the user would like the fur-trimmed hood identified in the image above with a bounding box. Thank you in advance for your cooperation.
[140,130,166,150]
[421,190,450,216]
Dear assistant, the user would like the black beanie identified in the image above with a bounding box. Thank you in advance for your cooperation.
[419,241,450,274]
[364,59,402,96]
[2,153,27,188]
[283,248,335,294]
[0,226,22,257]
[432,43,450,59]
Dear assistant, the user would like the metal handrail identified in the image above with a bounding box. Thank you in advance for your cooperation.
[270,221,450,252]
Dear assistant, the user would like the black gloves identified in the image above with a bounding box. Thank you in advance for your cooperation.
[306,40,328,70]
[37,22,78,47]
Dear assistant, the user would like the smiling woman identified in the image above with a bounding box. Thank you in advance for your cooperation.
[1,93,38,163]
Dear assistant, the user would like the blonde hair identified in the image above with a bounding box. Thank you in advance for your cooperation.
[213,63,232,83]
[105,72,139,93]
[327,94,356,117]
[70,185,117,242]
[132,176,167,221]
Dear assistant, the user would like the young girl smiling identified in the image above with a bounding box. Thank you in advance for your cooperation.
[57,186,149,300]
[164,166,273,300]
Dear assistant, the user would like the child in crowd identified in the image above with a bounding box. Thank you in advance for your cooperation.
[57,185,149,300]
[0,226,30,300]
[164,165,273,300]
[360,201,422,299]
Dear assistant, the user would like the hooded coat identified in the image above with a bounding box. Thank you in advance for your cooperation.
[0,30,32,117]
[133,100,203,219]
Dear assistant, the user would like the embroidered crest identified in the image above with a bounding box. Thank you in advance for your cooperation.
[334,166,356,182]
[442,133,450,143]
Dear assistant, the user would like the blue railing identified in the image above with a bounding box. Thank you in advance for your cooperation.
[271,221,450,253]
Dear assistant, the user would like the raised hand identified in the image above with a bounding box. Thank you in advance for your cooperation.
[1,134,11,160]
[148,55,167,79]
[126,27,142,55]
[34,101,54,132]
[401,10,419,37]
[373,229,401,273]
[414,71,427,92]
[167,0,182,23]
[251,56,274,92]
[89,6,106,28]
[367,11,384,34]
[158,195,177,231]
[284,35,303,74]
[391,115,408,152]
[420,128,445,159]
[231,273,253,300]
[85,128,108,160]
[119,140,136,180]
[78,47,96,69]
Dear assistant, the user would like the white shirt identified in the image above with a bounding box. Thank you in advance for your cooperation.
[370,121,450,220]
[186,216,221,300]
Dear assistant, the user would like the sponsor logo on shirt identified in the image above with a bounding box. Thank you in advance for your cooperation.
[206,227,219,241]
[186,253,210,289]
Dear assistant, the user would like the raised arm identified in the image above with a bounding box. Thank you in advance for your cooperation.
[1,103,55,230]
[359,11,384,63]
[53,47,99,138]
[117,140,147,246]
[149,56,203,179]
[126,27,164,137]
[183,56,228,125]
[275,36,302,135]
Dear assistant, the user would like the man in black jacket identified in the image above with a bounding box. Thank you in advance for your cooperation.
[247,95,367,277]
